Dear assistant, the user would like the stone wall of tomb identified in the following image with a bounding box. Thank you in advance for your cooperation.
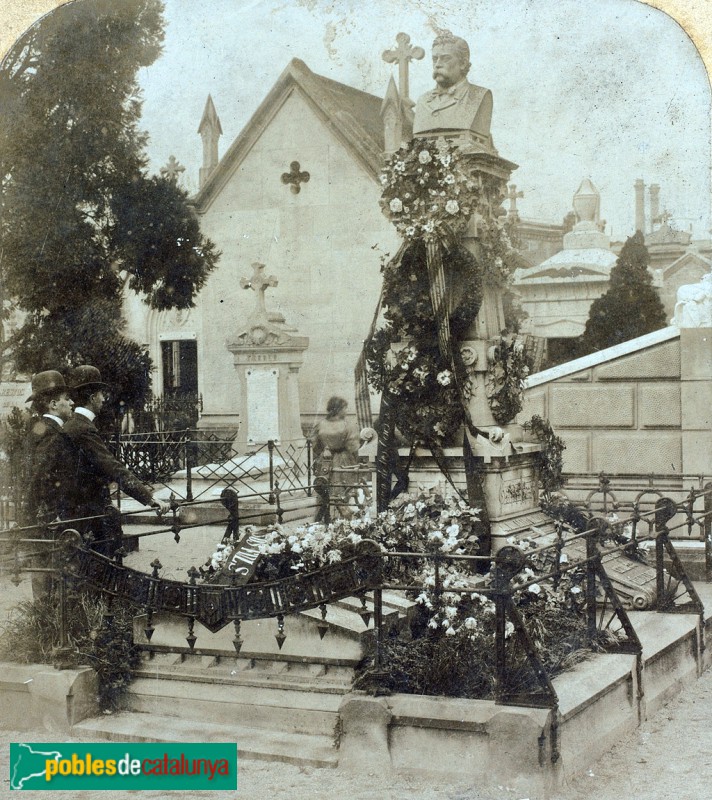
[519,327,712,477]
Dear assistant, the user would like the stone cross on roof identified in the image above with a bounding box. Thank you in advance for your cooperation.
[382,32,424,105]
[240,262,278,316]
[160,155,186,183]
[507,184,524,219]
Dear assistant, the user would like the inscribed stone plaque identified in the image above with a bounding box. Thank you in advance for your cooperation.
[246,368,279,443]
[0,381,30,419]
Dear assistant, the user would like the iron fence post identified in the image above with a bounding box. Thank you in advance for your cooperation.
[52,531,75,670]
[221,487,240,543]
[185,428,194,502]
[585,523,598,640]
[373,587,384,672]
[493,562,507,703]
[267,440,275,504]
[704,483,712,583]
[654,499,667,609]
[306,438,313,497]
[274,481,284,525]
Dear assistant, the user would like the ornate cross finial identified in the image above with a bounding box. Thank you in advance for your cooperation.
[507,184,524,219]
[281,161,310,194]
[160,155,186,183]
[240,263,278,316]
[659,209,672,225]
[382,32,424,105]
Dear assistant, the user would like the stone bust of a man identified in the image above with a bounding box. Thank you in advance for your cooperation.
[413,30,494,150]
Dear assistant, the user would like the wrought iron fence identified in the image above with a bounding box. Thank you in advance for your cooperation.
[2,480,710,769]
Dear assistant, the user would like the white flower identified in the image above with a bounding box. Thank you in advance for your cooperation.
[419,150,432,164]
[405,226,416,237]
[504,621,515,639]
[445,199,460,215]
[428,619,439,629]
[444,173,456,184]
[379,174,389,186]
[446,523,460,537]
[389,198,403,213]
[326,550,342,564]
[439,153,452,166]
[464,617,477,630]
[570,586,582,595]
[436,370,452,386]
[445,626,457,636]
[423,221,435,234]
[528,583,542,595]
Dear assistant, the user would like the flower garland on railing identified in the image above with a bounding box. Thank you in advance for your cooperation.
[523,415,566,496]
[484,336,531,424]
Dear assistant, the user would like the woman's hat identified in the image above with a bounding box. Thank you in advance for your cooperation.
[67,365,109,392]
[27,370,68,402]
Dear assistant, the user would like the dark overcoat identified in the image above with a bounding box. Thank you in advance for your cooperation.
[61,412,154,553]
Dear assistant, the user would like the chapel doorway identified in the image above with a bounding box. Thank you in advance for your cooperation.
[161,339,198,397]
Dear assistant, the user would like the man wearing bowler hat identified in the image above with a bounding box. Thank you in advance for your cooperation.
[22,370,75,598]
[62,365,169,557]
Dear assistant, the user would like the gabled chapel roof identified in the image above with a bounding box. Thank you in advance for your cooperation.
[194,59,385,210]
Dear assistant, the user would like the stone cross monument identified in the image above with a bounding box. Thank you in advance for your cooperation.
[226,262,309,451]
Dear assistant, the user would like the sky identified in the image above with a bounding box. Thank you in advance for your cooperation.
[134,0,712,241]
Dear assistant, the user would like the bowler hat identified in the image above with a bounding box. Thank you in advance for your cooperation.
[68,365,109,392]
[27,370,68,402]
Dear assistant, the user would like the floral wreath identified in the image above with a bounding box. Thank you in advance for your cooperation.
[484,336,531,425]
[523,415,566,496]
[365,242,482,446]
[379,138,480,242]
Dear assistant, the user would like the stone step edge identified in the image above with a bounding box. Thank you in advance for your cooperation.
[73,712,338,768]
[132,667,351,694]
[141,645,361,668]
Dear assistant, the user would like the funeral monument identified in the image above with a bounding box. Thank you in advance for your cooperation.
[361,30,545,553]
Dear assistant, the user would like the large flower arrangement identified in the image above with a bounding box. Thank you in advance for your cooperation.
[379,138,480,242]
[368,139,522,448]
[249,489,483,583]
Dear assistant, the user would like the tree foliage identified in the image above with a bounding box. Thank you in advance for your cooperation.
[578,231,666,355]
[0,0,219,407]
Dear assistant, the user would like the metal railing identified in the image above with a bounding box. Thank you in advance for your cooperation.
[112,432,314,504]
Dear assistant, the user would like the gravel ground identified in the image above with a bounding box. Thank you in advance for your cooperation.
[2,667,711,800]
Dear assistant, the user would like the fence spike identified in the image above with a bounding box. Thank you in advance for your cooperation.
[275,614,286,650]
[316,603,329,639]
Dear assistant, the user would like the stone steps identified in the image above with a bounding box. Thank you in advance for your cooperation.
[114,592,415,766]
[73,712,338,768]
[126,674,342,735]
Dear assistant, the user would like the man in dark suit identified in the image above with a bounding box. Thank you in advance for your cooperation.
[22,370,75,598]
[62,365,169,557]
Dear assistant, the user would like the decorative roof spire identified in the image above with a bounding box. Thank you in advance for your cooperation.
[198,94,223,188]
